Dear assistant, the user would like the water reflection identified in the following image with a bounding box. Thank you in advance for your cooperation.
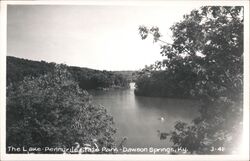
[90,83,200,150]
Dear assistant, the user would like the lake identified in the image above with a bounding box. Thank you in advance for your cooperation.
[90,83,201,153]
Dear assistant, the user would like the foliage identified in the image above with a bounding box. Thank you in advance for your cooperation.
[7,56,130,90]
[137,6,243,154]
[134,63,197,98]
[68,66,130,90]
[7,56,55,85]
[113,70,138,82]
[6,65,116,153]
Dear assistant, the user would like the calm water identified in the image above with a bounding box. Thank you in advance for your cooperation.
[90,83,200,151]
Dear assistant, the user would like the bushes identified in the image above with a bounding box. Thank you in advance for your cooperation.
[6,65,116,153]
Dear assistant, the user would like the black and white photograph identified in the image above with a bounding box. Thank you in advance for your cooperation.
[0,0,249,160]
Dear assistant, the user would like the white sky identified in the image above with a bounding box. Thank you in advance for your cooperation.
[7,4,200,71]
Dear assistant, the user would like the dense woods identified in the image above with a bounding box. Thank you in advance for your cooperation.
[7,65,116,153]
[135,64,197,98]
[136,6,243,154]
[6,57,131,153]
[7,56,130,90]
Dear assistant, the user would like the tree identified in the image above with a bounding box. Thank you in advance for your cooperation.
[7,65,116,153]
[137,6,243,154]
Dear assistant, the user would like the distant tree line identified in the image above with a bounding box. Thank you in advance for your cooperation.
[68,67,130,90]
[7,56,130,90]
[113,71,138,82]
[136,6,243,154]
[134,62,197,98]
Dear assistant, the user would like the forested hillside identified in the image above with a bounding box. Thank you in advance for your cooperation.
[7,56,130,89]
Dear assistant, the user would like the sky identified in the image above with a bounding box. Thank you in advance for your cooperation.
[7,4,200,71]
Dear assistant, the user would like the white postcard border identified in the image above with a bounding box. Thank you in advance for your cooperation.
[0,1,249,161]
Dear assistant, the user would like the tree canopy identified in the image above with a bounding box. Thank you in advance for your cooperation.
[7,56,130,90]
[137,6,243,154]
[7,65,116,153]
